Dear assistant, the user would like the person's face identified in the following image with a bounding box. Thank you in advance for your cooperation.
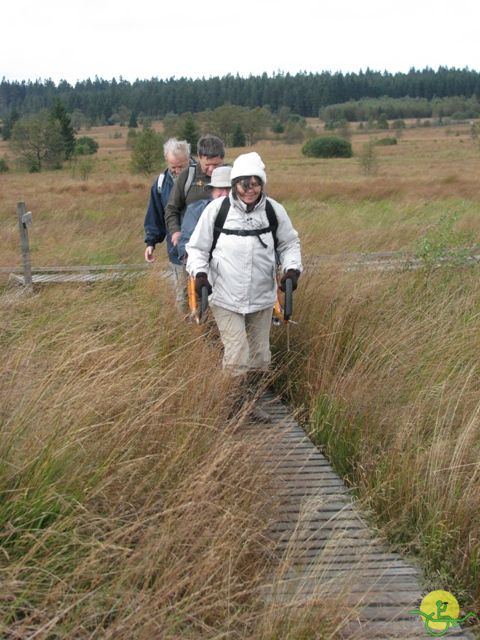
[236,177,262,205]
[211,186,231,199]
[166,152,189,176]
[199,155,223,176]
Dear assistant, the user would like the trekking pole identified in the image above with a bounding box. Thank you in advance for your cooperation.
[198,285,209,323]
[284,277,293,321]
[284,277,293,351]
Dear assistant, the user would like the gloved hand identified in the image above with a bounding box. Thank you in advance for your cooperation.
[195,272,212,296]
[280,269,300,292]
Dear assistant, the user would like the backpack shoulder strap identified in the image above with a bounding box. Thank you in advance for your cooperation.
[157,172,165,193]
[265,199,278,250]
[184,165,196,199]
[209,197,230,261]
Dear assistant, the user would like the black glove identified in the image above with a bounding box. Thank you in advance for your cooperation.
[195,272,212,296]
[280,269,300,292]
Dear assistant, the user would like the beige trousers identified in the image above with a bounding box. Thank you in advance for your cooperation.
[210,304,272,376]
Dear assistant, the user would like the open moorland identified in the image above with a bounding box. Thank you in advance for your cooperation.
[1,121,480,638]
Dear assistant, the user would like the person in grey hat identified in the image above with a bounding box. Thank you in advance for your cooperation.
[177,166,232,263]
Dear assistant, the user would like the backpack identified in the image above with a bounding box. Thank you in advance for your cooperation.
[157,165,195,198]
[209,198,278,261]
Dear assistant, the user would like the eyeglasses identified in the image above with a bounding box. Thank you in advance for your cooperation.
[238,178,262,191]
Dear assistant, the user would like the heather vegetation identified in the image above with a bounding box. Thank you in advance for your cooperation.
[1,119,480,636]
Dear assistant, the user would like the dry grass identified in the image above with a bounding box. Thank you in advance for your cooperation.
[0,277,351,638]
[2,120,480,634]
[0,279,290,638]
[1,122,479,270]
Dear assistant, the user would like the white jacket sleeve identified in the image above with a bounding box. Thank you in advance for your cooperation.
[271,200,303,274]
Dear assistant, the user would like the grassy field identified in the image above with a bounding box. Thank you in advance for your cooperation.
[1,121,480,637]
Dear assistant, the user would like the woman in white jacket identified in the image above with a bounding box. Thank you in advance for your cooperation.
[186,152,302,376]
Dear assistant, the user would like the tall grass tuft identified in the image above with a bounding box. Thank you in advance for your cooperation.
[1,279,324,638]
[285,265,480,611]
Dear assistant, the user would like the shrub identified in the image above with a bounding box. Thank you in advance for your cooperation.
[126,129,138,149]
[0,157,9,172]
[271,120,284,134]
[75,136,99,155]
[414,211,474,268]
[284,122,306,144]
[130,126,164,175]
[377,113,389,129]
[357,140,378,175]
[77,157,95,180]
[373,137,397,146]
[302,136,352,158]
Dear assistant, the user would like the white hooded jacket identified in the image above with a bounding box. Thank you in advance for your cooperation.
[186,193,302,314]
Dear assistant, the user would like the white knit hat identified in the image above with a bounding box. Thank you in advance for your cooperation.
[230,152,267,185]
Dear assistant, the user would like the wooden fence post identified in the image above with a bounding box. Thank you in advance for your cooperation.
[16,201,33,288]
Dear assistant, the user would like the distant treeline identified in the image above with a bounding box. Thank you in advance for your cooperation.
[322,95,480,124]
[1,67,480,123]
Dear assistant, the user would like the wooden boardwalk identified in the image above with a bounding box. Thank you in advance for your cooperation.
[4,248,480,287]
[243,390,474,639]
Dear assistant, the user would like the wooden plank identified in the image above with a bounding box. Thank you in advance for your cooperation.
[272,520,358,531]
[271,511,363,523]
[268,460,333,468]
[276,472,342,481]
[258,455,335,465]
[276,478,345,496]
[277,478,346,488]
[268,440,318,454]
[282,557,416,570]
[273,528,369,543]
[274,535,383,549]
[276,501,355,511]
[270,579,424,595]
[275,549,399,561]
[277,490,350,500]
[272,470,337,478]
[280,567,420,580]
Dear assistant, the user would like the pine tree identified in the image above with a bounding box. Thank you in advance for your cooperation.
[179,114,199,151]
[128,111,138,128]
[50,99,76,159]
[231,123,246,147]
[1,107,20,141]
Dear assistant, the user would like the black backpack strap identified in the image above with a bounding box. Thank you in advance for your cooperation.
[209,197,278,260]
[219,226,273,247]
[209,197,230,261]
[265,199,278,250]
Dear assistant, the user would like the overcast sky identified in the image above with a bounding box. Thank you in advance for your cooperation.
[2,0,478,84]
